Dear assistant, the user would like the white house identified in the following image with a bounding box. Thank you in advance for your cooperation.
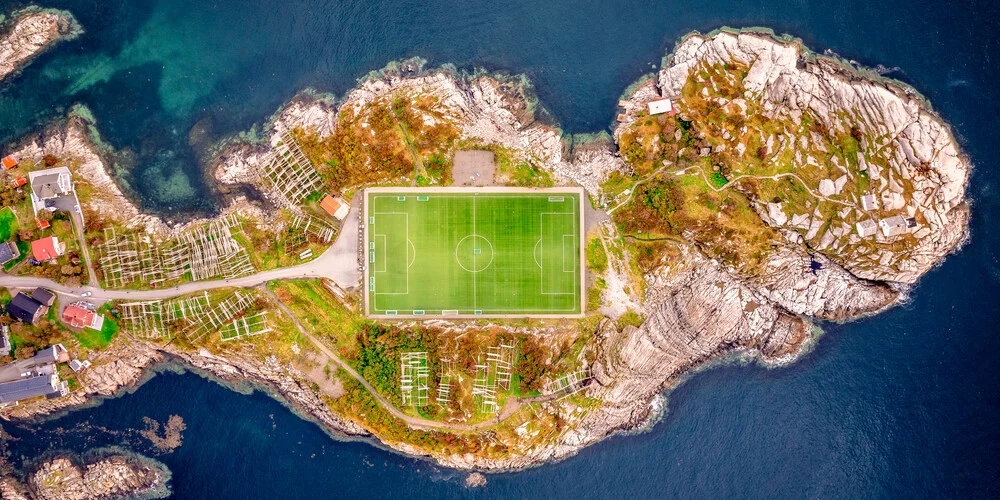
[27,166,81,221]
[879,215,908,237]
[647,98,672,116]
[855,219,878,238]
[860,194,878,211]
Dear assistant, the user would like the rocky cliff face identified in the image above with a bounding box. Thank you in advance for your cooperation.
[0,339,160,420]
[11,114,174,236]
[1,337,367,441]
[341,71,564,166]
[10,111,271,240]
[167,347,368,437]
[214,70,570,195]
[0,8,79,81]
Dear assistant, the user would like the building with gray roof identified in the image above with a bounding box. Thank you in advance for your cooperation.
[0,241,19,266]
[31,287,55,307]
[0,374,68,404]
[6,292,47,325]
[0,343,70,406]
[27,166,82,222]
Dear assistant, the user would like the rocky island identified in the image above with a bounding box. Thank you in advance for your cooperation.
[0,451,170,500]
[0,7,79,81]
[0,22,969,477]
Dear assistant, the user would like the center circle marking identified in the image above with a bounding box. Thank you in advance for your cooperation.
[455,235,494,273]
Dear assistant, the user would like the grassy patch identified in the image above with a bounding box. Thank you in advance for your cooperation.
[708,170,728,188]
[268,279,362,358]
[586,237,608,273]
[587,278,606,312]
[293,90,460,191]
[601,171,634,201]
[490,146,554,187]
[616,309,645,330]
[0,207,18,241]
[74,310,119,349]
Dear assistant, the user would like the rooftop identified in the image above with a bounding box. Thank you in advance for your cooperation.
[0,374,61,404]
[320,195,349,220]
[31,236,63,261]
[28,167,73,201]
[879,215,909,237]
[62,304,95,329]
[32,287,55,306]
[6,292,44,325]
[0,241,18,265]
[647,98,672,115]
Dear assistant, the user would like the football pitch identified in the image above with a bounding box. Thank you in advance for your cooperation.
[364,187,584,317]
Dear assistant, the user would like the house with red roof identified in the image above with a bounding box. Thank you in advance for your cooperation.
[62,303,104,331]
[319,195,349,220]
[1,156,17,169]
[31,236,65,262]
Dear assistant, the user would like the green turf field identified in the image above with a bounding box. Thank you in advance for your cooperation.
[365,188,583,317]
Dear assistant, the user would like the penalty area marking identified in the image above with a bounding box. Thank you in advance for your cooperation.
[540,212,578,296]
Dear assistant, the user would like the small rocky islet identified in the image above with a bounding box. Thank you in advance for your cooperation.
[0,451,170,500]
[0,7,79,82]
[0,5,970,481]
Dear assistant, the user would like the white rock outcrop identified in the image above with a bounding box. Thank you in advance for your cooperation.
[658,31,970,284]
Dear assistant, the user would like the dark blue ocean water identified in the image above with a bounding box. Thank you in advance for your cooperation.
[1,0,999,497]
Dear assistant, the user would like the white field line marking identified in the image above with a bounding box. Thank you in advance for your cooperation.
[563,234,576,273]
[473,196,476,311]
[454,235,495,273]
[375,235,387,272]
[373,195,581,313]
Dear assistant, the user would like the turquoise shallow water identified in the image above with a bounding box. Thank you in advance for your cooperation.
[1,0,999,497]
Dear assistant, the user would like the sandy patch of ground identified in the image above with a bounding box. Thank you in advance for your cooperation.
[453,150,496,186]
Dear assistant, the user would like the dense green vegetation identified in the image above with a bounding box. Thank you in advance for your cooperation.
[354,322,441,404]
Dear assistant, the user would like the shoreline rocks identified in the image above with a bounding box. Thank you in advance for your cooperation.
[0,7,80,81]
[0,337,367,441]
[9,110,272,241]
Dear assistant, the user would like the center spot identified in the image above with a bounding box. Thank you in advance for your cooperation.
[455,235,494,273]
